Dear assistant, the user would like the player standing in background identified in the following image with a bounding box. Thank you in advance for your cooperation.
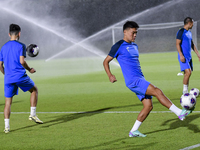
[176,17,200,94]
[103,21,193,137]
[0,24,43,133]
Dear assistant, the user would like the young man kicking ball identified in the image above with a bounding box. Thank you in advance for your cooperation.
[0,24,43,133]
[103,21,193,137]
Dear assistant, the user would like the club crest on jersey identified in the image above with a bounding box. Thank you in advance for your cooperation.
[126,47,130,51]
[126,45,139,57]
[185,31,192,40]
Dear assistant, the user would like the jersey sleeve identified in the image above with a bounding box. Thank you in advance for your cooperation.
[108,40,124,58]
[20,44,26,58]
[176,28,184,40]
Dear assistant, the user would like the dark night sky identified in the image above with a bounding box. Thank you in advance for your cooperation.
[0,0,171,37]
[0,0,199,58]
[53,0,171,36]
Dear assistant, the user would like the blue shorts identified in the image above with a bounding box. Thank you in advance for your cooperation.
[127,78,152,101]
[178,57,193,72]
[4,78,35,98]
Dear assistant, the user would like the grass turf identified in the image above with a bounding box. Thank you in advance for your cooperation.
[0,52,200,150]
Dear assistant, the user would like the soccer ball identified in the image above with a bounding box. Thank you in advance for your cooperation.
[180,93,196,110]
[190,88,199,97]
[26,44,39,57]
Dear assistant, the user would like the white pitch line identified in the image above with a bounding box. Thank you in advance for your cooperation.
[0,111,200,114]
[179,143,200,150]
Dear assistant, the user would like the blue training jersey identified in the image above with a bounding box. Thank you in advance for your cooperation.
[108,40,144,86]
[176,28,192,59]
[0,40,27,84]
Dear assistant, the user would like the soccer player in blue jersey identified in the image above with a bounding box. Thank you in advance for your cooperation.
[0,24,43,133]
[103,21,192,137]
[176,17,200,94]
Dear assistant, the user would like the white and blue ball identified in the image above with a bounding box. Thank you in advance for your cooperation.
[180,93,196,110]
[190,88,199,97]
[26,44,39,57]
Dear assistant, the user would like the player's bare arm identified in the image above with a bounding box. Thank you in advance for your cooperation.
[191,40,200,61]
[103,55,117,83]
[20,56,36,73]
[176,39,185,62]
[0,61,5,74]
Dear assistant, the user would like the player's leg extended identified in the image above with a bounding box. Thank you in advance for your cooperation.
[4,97,13,133]
[146,84,172,108]
[145,84,192,120]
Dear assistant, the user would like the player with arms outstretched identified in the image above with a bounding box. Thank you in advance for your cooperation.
[0,24,43,133]
[176,17,200,94]
[103,21,192,137]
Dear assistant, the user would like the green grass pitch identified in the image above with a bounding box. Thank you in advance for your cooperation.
[0,52,200,150]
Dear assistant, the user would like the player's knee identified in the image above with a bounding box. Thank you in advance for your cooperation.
[5,101,12,107]
[147,104,153,112]
[29,85,38,94]
[154,87,164,97]
[185,72,191,77]
[143,103,153,112]
[34,85,38,94]
[150,105,153,111]
[184,69,192,76]
[144,106,153,114]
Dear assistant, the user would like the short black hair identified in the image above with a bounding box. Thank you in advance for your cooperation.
[123,21,139,31]
[9,24,21,35]
[184,17,193,25]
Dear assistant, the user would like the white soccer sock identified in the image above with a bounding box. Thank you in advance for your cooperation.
[183,84,188,93]
[30,107,36,116]
[169,104,182,116]
[130,120,142,132]
[4,119,10,128]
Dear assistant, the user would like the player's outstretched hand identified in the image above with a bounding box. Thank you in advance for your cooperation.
[109,74,117,83]
[29,68,36,73]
